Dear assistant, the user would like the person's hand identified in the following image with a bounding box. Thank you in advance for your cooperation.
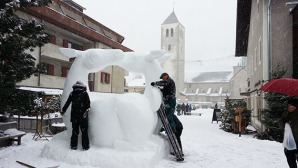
[151,82,156,86]
[60,111,65,116]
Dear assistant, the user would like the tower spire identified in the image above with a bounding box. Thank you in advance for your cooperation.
[173,1,175,12]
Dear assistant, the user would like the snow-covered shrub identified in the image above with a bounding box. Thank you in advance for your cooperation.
[220,96,251,133]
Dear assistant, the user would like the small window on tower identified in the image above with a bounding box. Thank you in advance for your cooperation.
[168,45,171,51]
[171,28,174,37]
[166,29,169,37]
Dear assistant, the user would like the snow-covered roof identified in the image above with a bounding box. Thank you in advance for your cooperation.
[17,86,63,95]
[185,56,242,82]
[191,71,233,83]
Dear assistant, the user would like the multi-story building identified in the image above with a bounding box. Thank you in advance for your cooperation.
[182,71,231,108]
[235,0,298,131]
[16,0,132,93]
[229,66,247,100]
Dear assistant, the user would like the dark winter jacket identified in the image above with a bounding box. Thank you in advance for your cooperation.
[173,115,183,130]
[181,103,185,111]
[155,77,176,100]
[283,109,298,145]
[62,83,90,122]
[185,104,189,112]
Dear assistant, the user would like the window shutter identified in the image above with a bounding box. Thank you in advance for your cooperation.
[101,72,104,83]
[88,81,94,91]
[62,67,67,77]
[63,39,68,48]
[51,35,56,44]
[107,74,110,84]
[49,64,54,76]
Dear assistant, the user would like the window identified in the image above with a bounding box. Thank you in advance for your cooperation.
[168,45,171,51]
[61,67,69,77]
[256,96,262,121]
[166,29,169,37]
[258,38,262,63]
[257,0,260,13]
[49,35,56,44]
[43,63,54,76]
[171,28,174,37]
[101,72,110,84]
[63,39,83,50]
[254,48,257,71]
[88,73,95,91]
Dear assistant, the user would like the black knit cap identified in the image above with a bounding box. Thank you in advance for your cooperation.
[288,99,298,107]
[160,72,168,79]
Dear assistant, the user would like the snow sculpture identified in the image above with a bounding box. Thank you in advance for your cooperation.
[41,48,170,167]
[59,48,170,148]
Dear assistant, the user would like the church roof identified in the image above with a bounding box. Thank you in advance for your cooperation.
[162,11,180,24]
[191,71,233,83]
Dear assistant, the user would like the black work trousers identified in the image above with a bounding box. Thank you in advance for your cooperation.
[284,148,298,168]
[175,128,183,151]
[71,118,89,149]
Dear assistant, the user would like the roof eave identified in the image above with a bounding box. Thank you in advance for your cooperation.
[235,0,252,57]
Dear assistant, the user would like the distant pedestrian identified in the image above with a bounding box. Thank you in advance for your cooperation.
[181,103,185,115]
[61,81,91,150]
[176,104,182,115]
[185,103,189,115]
[282,99,298,168]
[215,103,218,109]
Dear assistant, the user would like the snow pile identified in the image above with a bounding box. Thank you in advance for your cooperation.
[41,49,170,167]
[4,128,25,136]
[51,122,65,127]
[0,109,287,168]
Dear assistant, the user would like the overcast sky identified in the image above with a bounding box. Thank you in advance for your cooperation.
[72,0,237,62]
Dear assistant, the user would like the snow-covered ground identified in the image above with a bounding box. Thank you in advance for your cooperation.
[0,109,287,168]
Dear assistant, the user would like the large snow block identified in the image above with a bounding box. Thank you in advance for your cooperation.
[41,132,167,168]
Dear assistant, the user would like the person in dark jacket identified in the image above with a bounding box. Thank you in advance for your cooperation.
[181,103,186,115]
[151,73,176,132]
[185,103,189,115]
[61,81,91,150]
[176,104,182,116]
[282,99,298,168]
[173,114,183,155]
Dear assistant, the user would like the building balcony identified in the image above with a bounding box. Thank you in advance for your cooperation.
[41,43,69,62]
[40,74,66,89]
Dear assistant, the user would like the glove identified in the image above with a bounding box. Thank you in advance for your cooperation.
[60,111,65,116]
[151,82,156,86]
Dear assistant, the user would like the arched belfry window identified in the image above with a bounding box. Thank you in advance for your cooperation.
[166,29,169,37]
[168,45,171,51]
[171,28,174,37]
